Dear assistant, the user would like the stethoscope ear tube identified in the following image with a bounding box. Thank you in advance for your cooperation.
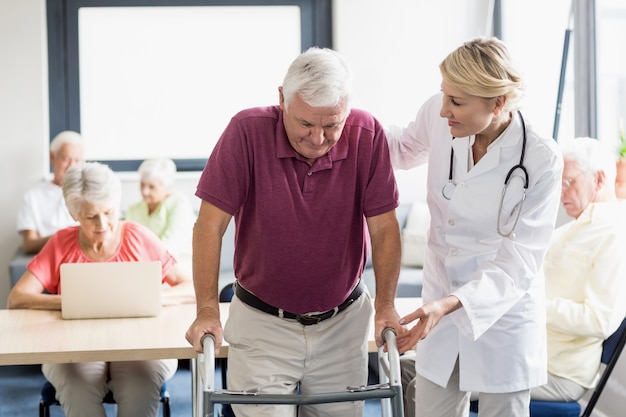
[504,163,529,189]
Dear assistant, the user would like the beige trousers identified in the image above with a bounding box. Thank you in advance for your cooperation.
[224,292,373,417]
[42,359,177,417]
[530,372,587,402]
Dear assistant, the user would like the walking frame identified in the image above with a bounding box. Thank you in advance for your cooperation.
[197,327,404,417]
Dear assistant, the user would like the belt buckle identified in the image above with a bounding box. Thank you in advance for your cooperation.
[296,314,322,326]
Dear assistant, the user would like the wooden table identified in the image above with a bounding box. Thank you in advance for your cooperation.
[0,297,421,416]
[0,303,201,365]
[0,303,213,417]
[0,298,422,365]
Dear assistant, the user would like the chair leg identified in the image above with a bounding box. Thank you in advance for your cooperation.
[41,387,170,417]
[38,401,49,417]
[162,396,171,417]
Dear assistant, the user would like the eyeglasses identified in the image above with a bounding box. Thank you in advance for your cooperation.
[561,172,586,189]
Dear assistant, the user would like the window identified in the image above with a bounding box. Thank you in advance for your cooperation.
[500,0,574,142]
[502,0,626,148]
[596,0,626,150]
[47,0,332,171]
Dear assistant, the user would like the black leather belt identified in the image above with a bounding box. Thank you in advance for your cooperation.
[234,280,364,326]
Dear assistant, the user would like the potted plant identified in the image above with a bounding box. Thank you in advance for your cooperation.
[616,127,626,198]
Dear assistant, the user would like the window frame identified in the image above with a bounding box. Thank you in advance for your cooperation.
[47,0,332,171]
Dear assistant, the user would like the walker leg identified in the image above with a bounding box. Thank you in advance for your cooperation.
[378,346,392,417]
[191,358,198,417]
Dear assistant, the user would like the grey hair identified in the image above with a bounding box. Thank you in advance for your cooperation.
[281,47,353,111]
[560,137,617,185]
[440,37,525,112]
[138,158,177,189]
[62,162,122,218]
[50,130,83,155]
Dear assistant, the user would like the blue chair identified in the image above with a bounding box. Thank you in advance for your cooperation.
[39,380,170,417]
[530,316,626,417]
[219,282,235,304]
[470,316,626,417]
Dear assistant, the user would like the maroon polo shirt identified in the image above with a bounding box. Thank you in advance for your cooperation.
[196,105,398,313]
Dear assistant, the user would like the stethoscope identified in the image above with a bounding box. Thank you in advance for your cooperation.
[441,111,529,239]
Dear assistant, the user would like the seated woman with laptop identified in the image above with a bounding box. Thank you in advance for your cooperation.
[7,161,193,417]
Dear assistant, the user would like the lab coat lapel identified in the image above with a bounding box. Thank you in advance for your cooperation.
[462,122,523,181]
[466,145,502,180]
[450,136,501,181]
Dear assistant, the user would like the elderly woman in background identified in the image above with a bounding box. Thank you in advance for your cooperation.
[8,162,193,417]
[125,158,195,270]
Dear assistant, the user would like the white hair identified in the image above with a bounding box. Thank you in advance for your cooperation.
[281,47,353,111]
[50,130,83,154]
[560,137,617,185]
[62,162,121,218]
[138,158,177,189]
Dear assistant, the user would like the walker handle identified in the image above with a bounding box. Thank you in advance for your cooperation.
[200,333,216,392]
[379,327,401,386]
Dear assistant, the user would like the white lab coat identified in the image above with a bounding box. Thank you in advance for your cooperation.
[386,93,563,393]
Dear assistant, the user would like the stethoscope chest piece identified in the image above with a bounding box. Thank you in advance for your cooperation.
[442,182,456,200]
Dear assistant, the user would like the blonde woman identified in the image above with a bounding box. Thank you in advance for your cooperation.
[387,37,563,417]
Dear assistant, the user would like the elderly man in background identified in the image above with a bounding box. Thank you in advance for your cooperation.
[17,130,84,254]
[534,136,626,401]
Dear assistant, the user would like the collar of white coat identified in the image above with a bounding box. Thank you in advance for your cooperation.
[450,111,525,180]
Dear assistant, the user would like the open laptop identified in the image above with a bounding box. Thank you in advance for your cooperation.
[60,261,162,319]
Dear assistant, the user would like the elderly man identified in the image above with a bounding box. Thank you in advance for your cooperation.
[17,130,84,253]
[185,47,404,417]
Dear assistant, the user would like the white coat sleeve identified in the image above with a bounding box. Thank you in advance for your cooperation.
[385,94,441,170]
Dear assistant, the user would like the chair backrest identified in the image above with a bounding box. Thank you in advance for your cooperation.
[581,316,626,417]
[219,282,235,303]
[601,317,626,364]
[528,316,626,417]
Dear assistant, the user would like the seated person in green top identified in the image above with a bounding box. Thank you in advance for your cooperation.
[125,158,195,271]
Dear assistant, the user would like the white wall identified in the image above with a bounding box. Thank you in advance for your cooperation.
[334,0,493,204]
[335,0,492,126]
[0,0,50,304]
